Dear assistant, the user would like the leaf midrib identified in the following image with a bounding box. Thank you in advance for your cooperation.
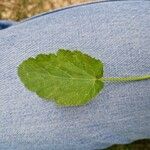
[35,59,98,82]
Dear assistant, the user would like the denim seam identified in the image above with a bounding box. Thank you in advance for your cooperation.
[12,0,149,24]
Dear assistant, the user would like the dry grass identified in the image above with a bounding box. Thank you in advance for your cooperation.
[0,0,89,20]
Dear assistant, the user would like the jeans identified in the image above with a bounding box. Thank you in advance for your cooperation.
[0,20,16,30]
[0,0,150,149]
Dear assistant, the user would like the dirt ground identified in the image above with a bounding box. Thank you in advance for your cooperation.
[0,0,90,20]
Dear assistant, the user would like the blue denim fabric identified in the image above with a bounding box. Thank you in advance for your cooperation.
[0,20,16,30]
[0,0,150,150]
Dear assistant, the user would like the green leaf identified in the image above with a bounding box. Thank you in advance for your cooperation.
[18,49,104,106]
[18,49,150,106]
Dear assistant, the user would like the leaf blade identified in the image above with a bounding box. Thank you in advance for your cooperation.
[18,49,104,106]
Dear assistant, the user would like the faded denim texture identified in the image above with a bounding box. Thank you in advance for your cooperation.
[0,0,150,150]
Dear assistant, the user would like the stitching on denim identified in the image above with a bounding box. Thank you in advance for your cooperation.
[16,0,149,24]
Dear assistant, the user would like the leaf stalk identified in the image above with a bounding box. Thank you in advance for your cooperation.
[100,75,150,82]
